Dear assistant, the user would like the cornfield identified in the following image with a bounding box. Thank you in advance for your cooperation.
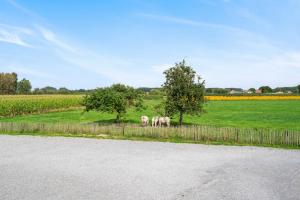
[206,95,300,101]
[0,122,299,148]
[0,95,82,117]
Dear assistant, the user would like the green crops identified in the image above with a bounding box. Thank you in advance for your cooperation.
[0,95,83,117]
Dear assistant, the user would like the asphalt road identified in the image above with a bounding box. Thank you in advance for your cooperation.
[0,135,299,200]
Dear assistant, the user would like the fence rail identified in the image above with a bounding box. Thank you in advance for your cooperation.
[0,122,299,147]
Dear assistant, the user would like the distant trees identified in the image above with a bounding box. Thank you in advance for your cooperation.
[163,60,205,126]
[0,73,18,94]
[248,88,256,93]
[17,78,32,94]
[206,88,228,95]
[58,87,71,94]
[259,86,272,93]
[297,85,300,93]
[82,84,143,122]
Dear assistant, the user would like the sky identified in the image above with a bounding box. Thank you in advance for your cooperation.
[0,0,299,89]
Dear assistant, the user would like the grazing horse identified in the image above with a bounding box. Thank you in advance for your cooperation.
[141,116,149,126]
[151,116,159,127]
[158,117,170,127]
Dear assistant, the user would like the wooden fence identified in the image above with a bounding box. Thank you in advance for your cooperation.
[0,122,299,147]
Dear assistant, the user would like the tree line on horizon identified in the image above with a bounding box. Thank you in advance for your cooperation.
[1,72,300,95]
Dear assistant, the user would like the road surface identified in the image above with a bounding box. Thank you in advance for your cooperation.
[0,135,299,200]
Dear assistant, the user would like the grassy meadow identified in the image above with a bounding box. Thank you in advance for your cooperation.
[1,97,300,131]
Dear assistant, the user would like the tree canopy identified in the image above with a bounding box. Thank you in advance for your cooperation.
[259,86,273,93]
[82,84,143,122]
[0,72,18,94]
[163,60,205,126]
[17,78,32,94]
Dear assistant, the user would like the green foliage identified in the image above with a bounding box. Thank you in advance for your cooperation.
[0,72,18,94]
[58,87,71,94]
[17,78,32,94]
[163,60,205,125]
[206,88,228,94]
[82,84,143,122]
[298,85,300,93]
[259,86,273,93]
[248,88,256,93]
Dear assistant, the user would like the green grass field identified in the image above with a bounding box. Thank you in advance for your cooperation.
[1,99,299,131]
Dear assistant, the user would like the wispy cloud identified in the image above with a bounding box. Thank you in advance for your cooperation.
[35,25,136,82]
[138,13,252,34]
[0,24,34,47]
[36,25,77,53]
[3,0,137,85]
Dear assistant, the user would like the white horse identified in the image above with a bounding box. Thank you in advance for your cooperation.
[151,116,159,127]
[141,116,149,126]
[158,117,170,127]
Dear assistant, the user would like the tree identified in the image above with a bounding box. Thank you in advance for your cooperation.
[17,78,32,94]
[0,72,18,94]
[163,60,205,126]
[40,86,57,94]
[58,87,71,94]
[297,85,300,93]
[259,86,272,93]
[82,84,143,122]
[248,88,256,93]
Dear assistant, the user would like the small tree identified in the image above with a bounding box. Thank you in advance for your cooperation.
[163,60,205,126]
[82,84,143,122]
[17,78,32,94]
[259,86,272,93]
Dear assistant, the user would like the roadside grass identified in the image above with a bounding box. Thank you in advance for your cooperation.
[1,100,300,131]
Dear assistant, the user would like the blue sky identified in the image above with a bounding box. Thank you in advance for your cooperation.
[0,0,299,89]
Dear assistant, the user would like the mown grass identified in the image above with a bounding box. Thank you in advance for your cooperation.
[1,99,300,131]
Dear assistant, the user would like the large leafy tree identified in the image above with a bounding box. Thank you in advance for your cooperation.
[82,84,143,122]
[259,86,273,93]
[0,72,18,94]
[17,78,32,94]
[297,85,300,93]
[163,60,205,126]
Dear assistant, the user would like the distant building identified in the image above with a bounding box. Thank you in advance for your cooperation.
[275,91,284,94]
[255,89,262,94]
[287,91,293,94]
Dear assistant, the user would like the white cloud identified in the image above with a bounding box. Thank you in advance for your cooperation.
[34,25,139,84]
[36,26,77,53]
[0,24,34,47]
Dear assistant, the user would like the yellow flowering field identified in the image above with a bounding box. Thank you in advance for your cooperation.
[206,95,300,101]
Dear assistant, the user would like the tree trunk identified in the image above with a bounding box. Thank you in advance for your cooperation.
[179,112,183,126]
[116,113,121,123]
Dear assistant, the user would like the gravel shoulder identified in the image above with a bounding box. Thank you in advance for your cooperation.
[0,135,299,200]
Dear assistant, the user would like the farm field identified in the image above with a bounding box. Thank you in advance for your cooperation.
[0,95,82,116]
[1,98,300,131]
